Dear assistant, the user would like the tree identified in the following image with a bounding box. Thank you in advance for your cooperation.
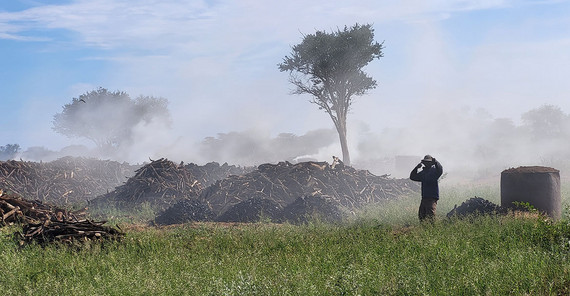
[278,23,384,165]
[52,87,171,151]
[0,144,20,160]
[521,104,569,140]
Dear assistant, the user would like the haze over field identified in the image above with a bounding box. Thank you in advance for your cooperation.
[1,0,570,179]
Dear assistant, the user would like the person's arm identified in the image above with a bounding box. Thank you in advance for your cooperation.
[433,158,443,178]
[410,163,422,181]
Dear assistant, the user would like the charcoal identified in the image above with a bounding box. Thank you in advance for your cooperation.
[154,198,215,225]
[447,197,507,218]
[277,195,346,224]
[215,197,282,223]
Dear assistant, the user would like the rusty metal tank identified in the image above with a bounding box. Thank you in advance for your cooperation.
[500,166,561,219]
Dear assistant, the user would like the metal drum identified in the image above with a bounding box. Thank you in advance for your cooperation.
[501,166,561,219]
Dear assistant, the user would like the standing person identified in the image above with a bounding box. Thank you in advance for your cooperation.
[410,155,443,222]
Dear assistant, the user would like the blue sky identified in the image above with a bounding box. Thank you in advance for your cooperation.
[1,0,570,165]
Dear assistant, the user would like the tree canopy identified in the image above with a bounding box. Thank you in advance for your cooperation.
[278,23,383,165]
[521,104,570,140]
[52,87,171,151]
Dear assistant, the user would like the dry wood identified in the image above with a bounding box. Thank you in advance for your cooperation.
[201,157,420,216]
[22,219,124,245]
[0,157,137,206]
[0,192,85,226]
[92,158,253,211]
[0,191,122,245]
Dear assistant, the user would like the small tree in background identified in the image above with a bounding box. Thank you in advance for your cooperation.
[0,144,20,160]
[279,23,384,165]
[521,104,570,140]
[53,87,171,152]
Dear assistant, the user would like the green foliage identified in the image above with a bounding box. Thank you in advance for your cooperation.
[88,201,156,225]
[52,87,171,150]
[1,215,569,295]
[512,201,539,213]
[564,204,570,220]
[278,23,383,97]
[532,217,570,252]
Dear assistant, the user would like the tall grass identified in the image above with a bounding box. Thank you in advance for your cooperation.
[2,216,569,295]
[0,181,569,295]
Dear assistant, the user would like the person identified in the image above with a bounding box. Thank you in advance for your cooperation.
[410,155,443,222]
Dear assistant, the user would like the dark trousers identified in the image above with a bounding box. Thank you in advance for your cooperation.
[419,197,438,222]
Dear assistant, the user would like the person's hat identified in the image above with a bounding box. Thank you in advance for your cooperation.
[421,155,433,162]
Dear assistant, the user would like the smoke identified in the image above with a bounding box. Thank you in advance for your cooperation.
[15,98,570,186]
[18,125,339,166]
[351,103,570,180]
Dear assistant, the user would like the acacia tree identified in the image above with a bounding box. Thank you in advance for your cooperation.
[278,23,383,165]
[53,87,171,152]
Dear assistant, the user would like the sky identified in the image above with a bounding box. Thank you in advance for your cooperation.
[1,0,570,175]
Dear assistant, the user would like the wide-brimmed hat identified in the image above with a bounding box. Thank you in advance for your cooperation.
[421,155,433,163]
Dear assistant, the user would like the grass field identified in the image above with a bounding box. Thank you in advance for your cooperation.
[1,180,569,295]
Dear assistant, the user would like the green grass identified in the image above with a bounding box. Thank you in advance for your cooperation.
[1,217,569,295]
[88,201,157,225]
[1,182,569,295]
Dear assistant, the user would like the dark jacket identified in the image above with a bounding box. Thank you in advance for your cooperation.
[410,160,443,199]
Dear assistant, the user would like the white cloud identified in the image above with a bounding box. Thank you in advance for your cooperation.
[0,0,519,48]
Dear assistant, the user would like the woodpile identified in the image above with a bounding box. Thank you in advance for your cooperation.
[102,158,202,209]
[0,190,123,245]
[152,158,419,225]
[0,157,137,206]
[200,158,420,217]
[21,219,123,245]
[1,156,420,226]
[93,158,252,211]
[184,162,255,187]
[0,190,84,226]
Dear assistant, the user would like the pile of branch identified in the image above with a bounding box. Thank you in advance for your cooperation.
[0,190,85,226]
[1,190,123,245]
[201,158,420,216]
[94,158,202,211]
[184,162,254,187]
[94,158,252,211]
[21,219,123,245]
[0,157,137,206]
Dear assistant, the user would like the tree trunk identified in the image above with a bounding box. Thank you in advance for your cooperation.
[337,121,351,166]
[339,132,350,166]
